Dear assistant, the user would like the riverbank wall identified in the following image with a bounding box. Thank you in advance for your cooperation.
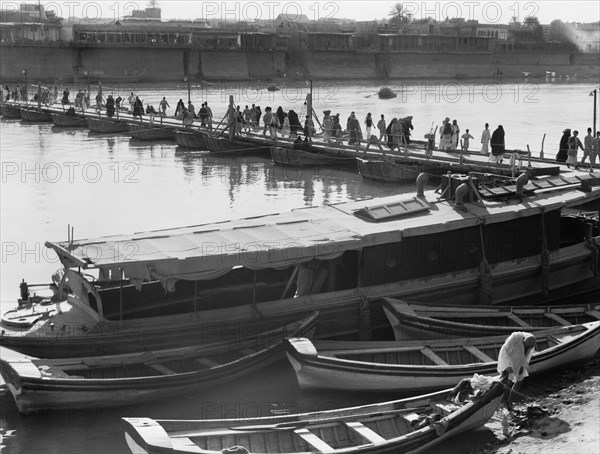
[1,46,598,84]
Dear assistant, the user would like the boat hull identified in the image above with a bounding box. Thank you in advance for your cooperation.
[1,103,22,118]
[1,239,599,358]
[87,116,129,133]
[121,380,506,454]
[272,146,357,167]
[206,135,270,155]
[383,298,600,341]
[174,130,207,149]
[128,123,175,140]
[20,107,52,122]
[51,112,88,127]
[0,313,318,413]
[357,158,423,183]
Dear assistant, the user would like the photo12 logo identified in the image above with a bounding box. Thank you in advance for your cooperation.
[398,2,541,24]
[1,161,140,184]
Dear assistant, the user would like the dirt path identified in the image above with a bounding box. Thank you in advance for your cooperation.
[428,359,600,454]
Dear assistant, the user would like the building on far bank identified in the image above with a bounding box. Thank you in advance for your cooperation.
[0,4,598,82]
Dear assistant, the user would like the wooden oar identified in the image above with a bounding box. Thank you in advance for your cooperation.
[540,133,546,159]
[227,406,429,431]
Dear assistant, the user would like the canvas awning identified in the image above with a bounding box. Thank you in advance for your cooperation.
[46,186,598,286]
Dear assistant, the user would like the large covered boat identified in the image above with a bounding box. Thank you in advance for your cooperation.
[1,172,599,357]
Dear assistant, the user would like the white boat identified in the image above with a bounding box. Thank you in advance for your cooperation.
[122,376,507,454]
[284,321,600,392]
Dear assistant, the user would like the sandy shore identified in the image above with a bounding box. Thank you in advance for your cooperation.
[426,359,600,454]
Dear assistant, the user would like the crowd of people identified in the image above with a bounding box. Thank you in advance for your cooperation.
[4,82,599,170]
[3,83,58,105]
[556,127,600,170]
[437,118,506,162]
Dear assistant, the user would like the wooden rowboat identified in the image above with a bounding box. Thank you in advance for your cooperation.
[357,158,423,183]
[87,116,129,133]
[0,103,22,118]
[272,146,357,167]
[122,377,506,454]
[129,123,175,140]
[51,112,88,127]
[174,130,208,149]
[382,297,600,340]
[284,320,600,393]
[20,106,52,122]
[205,135,270,155]
[0,312,318,414]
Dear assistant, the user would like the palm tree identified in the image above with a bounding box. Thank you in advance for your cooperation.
[388,3,412,27]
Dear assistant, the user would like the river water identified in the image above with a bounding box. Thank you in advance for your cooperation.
[0,79,598,453]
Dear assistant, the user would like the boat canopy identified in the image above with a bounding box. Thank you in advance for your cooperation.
[45,187,596,287]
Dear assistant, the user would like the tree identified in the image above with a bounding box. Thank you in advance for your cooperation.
[388,3,412,27]
[524,16,540,27]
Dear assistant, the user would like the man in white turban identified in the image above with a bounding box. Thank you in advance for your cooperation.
[497,332,536,411]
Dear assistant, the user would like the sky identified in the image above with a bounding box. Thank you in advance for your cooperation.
[31,1,600,25]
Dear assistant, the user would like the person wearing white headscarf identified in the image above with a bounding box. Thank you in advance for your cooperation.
[497,331,536,410]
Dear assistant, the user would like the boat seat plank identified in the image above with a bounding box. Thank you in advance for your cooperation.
[195,358,220,368]
[294,428,335,453]
[507,314,532,328]
[420,347,449,366]
[547,335,564,345]
[345,422,386,444]
[585,310,600,320]
[148,363,177,375]
[543,313,572,326]
[463,345,495,363]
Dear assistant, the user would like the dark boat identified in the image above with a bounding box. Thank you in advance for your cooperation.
[128,123,175,140]
[2,173,599,358]
[20,107,52,122]
[51,112,88,127]
[1,103,22,118]
[272,146,357,167]
[357,158,423,183]
[174,130,208,149]
[0,312,318,414]
[205,134,270,155]
[122,377,507,454]
[87,116,129,133]
[378,87,397,99]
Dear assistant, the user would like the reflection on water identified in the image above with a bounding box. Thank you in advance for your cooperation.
[0,80,598,454]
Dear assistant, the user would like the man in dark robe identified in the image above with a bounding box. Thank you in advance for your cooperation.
[490,125,505,157]
[556,129,571,162]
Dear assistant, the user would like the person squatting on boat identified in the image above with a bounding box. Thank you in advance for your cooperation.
[497,332,536,411]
